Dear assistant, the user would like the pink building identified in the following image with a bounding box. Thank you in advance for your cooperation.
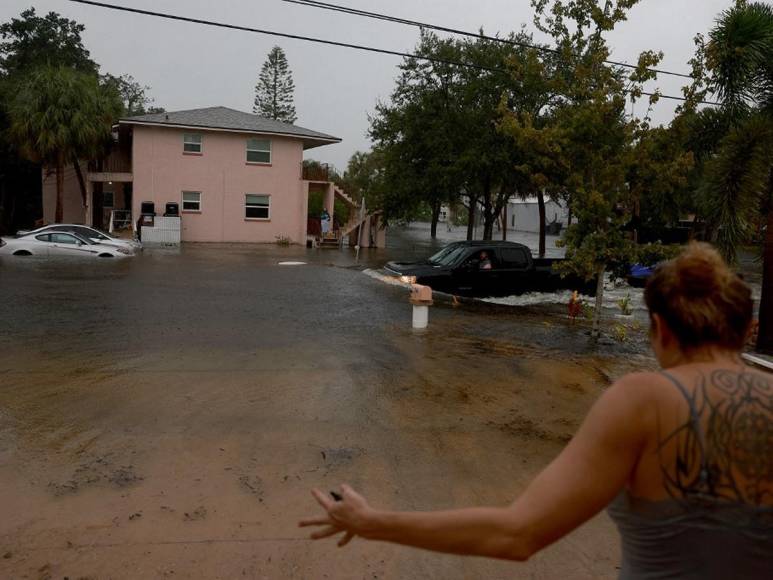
[42,107,384,246]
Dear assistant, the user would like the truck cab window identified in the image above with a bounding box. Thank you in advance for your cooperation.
[462,250,496,270]
[501,248,528,268]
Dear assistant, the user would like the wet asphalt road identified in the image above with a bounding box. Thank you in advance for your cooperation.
[0,234,655,579]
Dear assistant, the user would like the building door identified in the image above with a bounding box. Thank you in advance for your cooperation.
[92,182,104,229]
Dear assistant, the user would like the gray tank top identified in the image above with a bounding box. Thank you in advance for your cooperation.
[606,370,773,580]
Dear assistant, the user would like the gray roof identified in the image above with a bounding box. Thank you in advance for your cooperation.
[119,106,341,149]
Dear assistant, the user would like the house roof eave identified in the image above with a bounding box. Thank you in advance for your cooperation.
[118,119,341,146]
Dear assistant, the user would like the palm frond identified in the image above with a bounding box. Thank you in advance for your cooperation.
[702,114,773,263]
[707,1,773,113]
[8,65,122,164]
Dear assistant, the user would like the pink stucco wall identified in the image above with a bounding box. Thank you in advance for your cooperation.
[42,164,88,224]
[130,126,307,243]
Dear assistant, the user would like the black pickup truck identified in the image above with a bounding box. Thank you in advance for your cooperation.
[385,240,596,298]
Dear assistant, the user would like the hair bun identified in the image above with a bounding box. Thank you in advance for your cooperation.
[674,246,725,297]
[644,242,753,351]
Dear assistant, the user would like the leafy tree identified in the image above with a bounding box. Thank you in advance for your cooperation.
[0,8,100,232]
[371,30,558,240]
[370,32,466,237]
[9,66,121,222]
[522,0,671,338]
[455,33,522,241]
[627,121,695,234]
[100,73,164,116]
[0,108,40,235]
[0,8,97,77]
[499,44,567,255]
[340,150,387,209]
[0,8,162,233]
[700,1,773,352]
[253,46,297,123]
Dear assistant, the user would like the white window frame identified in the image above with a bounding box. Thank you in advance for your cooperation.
[182,191,202,212]
[246,138,271,164]
[183,132,203,154]
[245,194,270,220]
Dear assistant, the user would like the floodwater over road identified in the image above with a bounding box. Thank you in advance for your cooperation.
[2,235,656,578]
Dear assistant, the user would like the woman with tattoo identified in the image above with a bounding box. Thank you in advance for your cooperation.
[300,243,772,579]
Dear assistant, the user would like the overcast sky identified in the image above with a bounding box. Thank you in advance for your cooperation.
[3,0,733,169]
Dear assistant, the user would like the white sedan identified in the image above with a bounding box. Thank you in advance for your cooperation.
[17,224,141,252]
[0,231,133,258]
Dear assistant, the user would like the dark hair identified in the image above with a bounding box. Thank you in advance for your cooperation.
[644,242,753,350]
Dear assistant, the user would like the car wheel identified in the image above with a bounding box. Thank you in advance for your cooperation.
[13,250,32,256]
[98,253,114,258]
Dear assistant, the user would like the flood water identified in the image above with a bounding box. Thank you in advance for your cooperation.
[0,225,731,579]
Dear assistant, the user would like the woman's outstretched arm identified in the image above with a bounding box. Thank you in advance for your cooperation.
[299,374,653,560]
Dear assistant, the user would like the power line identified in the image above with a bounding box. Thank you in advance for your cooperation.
[66,0,497,73]
[67,0,716,105]
[281,0,695,80]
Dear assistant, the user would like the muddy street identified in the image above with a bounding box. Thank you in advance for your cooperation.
[0,242,654,579]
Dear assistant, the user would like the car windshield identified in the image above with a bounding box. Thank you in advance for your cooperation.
[428,245,458,265]
[74,226,109,240]
[428,244,467,266]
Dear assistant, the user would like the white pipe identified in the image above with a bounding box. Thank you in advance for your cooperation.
[355,196,366,263]
[412,305,429,329]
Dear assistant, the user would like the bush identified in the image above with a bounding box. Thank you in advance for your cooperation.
[636,242,682,267]
[617,293,633,315]
[612,323,628,342]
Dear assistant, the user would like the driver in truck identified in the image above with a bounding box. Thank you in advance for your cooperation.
[479,251,492,270]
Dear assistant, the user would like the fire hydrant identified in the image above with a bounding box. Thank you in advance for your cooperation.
[409,284,433,329]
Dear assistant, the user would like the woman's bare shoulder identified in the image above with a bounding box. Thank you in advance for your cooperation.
[597,372,678,431]
[606,371,673,400]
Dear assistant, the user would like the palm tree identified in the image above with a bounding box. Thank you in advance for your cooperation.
[8,66,120,222]
[704,1,773,353]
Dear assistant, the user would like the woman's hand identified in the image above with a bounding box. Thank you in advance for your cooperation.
[299,484,376,547]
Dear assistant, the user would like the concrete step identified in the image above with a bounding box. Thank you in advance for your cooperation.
[319,237,341,248]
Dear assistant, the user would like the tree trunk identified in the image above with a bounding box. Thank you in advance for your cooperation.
[591,266,605,339]
[482,191,494,240]
[72,157,88,208]
[757,209,773,353]
[430,200,441,239]
[55,152,64,223]
[537,189,547,257]
[483,212,495,240]
[466,200,476,241]
[502,205,507,241]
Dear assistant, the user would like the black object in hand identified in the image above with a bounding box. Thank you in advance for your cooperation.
[330,491,343,502]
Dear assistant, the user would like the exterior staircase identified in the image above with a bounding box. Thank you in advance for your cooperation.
[333,185,358,208]
[318,231,341,248]
[309,181,386,248]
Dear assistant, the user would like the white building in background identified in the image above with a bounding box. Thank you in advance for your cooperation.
[507,197,569,233]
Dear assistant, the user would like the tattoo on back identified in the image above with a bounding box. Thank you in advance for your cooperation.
[658,369,772,507]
